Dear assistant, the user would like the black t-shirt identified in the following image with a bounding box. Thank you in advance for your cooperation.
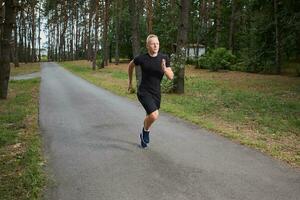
[134,53,170,95]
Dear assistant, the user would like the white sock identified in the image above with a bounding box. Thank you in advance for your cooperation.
[143,127,150,132]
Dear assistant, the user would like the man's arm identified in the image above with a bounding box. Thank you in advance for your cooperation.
[164,67,174,80]
[128,60,135,91]
[161,59,174,80]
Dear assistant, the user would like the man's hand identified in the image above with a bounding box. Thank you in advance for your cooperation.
[161,58,174,80]
[161,59,167,73]
[128,60,136,93]
[128,83,135,93]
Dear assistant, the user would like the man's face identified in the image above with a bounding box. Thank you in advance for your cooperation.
[147,37,159,54]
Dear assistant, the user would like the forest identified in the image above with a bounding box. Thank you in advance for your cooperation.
[0,0,300,97]
[1,1,300,199]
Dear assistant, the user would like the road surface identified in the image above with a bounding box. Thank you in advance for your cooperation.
[40,62,300,200]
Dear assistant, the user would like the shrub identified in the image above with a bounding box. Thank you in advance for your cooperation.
[186,58,198,66]
[197,48,236,71]
[230,62,247,72]
[161,76,174,93]
[96,52,103,68]
[196,55,211,69]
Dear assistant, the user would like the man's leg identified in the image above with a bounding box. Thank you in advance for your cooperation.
[144,110,159,130]
[140,110,159,147]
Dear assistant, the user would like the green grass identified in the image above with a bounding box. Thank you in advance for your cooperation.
[10,63,40,76]
[60,60,300,167]
[0,78,45,199]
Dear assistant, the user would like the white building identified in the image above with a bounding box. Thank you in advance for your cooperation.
[186,44,205,59]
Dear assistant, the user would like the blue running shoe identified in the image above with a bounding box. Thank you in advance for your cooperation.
[140,134,147,148]
[142,128,150,144]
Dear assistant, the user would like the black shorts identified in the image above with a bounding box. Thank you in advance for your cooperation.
[137,91,161,115]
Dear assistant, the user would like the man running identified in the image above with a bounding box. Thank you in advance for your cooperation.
[128,34,174,148]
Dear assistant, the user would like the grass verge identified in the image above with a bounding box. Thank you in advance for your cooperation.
[10,63,40,76]
[61,60,300,167]
[0,64,45,200]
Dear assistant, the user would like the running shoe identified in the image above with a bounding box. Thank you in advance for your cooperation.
[140,133,147,148]
[142,128,150,144]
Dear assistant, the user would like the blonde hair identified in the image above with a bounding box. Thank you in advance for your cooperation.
[146,34,158,45]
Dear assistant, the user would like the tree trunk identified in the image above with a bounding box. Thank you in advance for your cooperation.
[75,3,79,60]
[38,7,41,62]
[0,0,17,99]
[0,0,3,59]
[215,0,221,48]
[129,0,142,88]
[229,0,236,52]
[48,17,51,61]
[88,2,93,61]
[60,1,68,61]
[114,0,120,65]
[146,0,153,34]
[27,30,31,61]
[18,11,23,62]
[197,0,206,49]
[205,0,211,47]
[274,0,281,74]
[173,0,190,94]
[31,2,36,62]
[55,8,59,61]
[102,0,110,67]
[70,2,74,60]
[14,21,19,67]
[24,11,28,63]
[92,0,99,70]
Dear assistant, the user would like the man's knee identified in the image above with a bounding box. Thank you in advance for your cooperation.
[149,110,159,121]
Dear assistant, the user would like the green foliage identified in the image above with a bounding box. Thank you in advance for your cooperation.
[43,0,300,74]
[197,48,236,71]
[153,0,179,53]
[186,59,198,66]
[96,52,103,68]
[161,76,174,93]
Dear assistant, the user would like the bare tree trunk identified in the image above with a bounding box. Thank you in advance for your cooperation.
[28,28,31,61]
[129,0,142,88]
[24,12,28,63]
[0,0,17,99]
[146,0,153,34]
[173,0,190,94]
[48,18,51,61]
[88,1,93,61]
[229,0,236,53]
[70,2,74,60]
[38,6,41,62]
[55,8,59,61]
[114,0,120,65]
[31,2,36,62]
[102,0,110,67]
[205,0,212,47]
[274,0,281,74]
[75,3,79,60]
[92,0,99,70]
[196,0,206,53]
[215,0,221,48]
[60,1,68,61]
[14,20,19,66]
[18,11,23,62]
[0,0,3,51]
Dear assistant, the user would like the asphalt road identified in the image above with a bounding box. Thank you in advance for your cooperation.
[40,62,300,200]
